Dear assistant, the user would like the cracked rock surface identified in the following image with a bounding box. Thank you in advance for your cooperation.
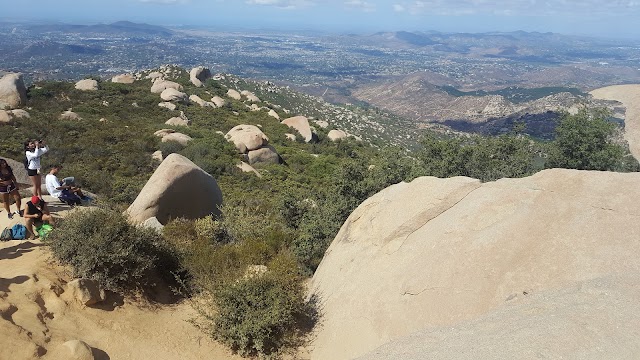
[309,168,640,360]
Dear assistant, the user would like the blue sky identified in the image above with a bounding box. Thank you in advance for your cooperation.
[2,0,640,38]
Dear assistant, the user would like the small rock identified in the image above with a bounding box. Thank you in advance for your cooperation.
[49,340,95,360]
[158,102,177,111]
[66,279,105,306]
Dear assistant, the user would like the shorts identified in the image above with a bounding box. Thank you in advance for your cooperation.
[0,182,17,194]
[27,169,38,176]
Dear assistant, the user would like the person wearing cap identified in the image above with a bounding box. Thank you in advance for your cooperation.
[45,164,84,206]
[23,196,54,240]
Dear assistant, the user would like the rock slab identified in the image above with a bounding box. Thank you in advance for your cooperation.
[310,169,640,360]
[66,279,106,306]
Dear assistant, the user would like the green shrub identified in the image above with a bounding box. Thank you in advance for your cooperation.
[46,207,180,292]
[207,252,313,356]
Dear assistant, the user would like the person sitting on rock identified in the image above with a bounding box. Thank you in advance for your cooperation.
[24,196,54,240]
[45,164,85,206]
[0,158,23,219]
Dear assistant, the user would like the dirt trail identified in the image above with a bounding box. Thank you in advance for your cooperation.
[0,197,242,360]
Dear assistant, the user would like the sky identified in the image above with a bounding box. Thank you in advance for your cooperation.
[1,0,640,39]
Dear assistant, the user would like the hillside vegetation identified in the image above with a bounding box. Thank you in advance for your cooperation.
[2,65,637,357]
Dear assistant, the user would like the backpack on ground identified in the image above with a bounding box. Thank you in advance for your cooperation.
[11,224,27,240]
[0,227,12,241]
[36,224,53,239]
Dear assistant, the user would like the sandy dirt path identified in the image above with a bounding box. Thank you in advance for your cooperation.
[590,84,640,160]
[0,197,242,360]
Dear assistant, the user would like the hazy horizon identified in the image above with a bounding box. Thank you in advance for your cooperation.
[1,0,639,40]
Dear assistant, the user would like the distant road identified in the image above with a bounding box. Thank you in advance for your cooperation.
[590,85,640,161]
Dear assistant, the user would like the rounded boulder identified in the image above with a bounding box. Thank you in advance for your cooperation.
[0,73,27,109]
[126,153,223,225]
[225,124,269,153]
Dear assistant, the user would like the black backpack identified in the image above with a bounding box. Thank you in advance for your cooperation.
[23,157,29,169]
[0,227,12,241]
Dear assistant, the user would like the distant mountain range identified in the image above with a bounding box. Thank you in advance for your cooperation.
[27,21,173,37]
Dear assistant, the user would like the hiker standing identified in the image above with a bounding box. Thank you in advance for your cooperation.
[0,158,23,219]
[25,139,48,199]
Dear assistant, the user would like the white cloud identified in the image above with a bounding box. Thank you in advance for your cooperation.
[393,3,405,11]
[344,0,377,12]
[245,0,314,9]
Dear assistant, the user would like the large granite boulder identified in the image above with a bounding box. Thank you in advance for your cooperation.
[247,145,280,165]
[225,124,269,153]
[75,79,98,91]
[310,169,640,360]
[0,73,27,109]
[282,116,316,143]
[227,89,241,100]
[151,79,183,94]
[210,96,226,108]
[160,88,188,103]
[161,132,192,146]
[267,109,280,119]
[189,66,212,87]
[127,154,223,224]
[111,74,135,84]
[328,129,347,141]
[0,157,29,187]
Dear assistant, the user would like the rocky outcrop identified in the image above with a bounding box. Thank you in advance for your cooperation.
[314,120,329,129]
[59,110,82,120]
[47,340,95,360]
[189,94,214,107]
[0,110,11,124]
[66,279,106,306]
[0,157,29,186]
[236,161,262,177]
[210,96,225,108]
[75,79,98,91]
[11,109,30,119]
[189,66,212,87]
[146,71,163,80]
[160,88,188,103]
[0,73,27,109]
[165,116,190,127]
[158,102,177,111]
[127,153,223,224]
[310,169,640,360]
[227,89,241,100]
[328,129,347,141]
[225,125,269,153]
[111,74,135,84]
[268,109,280,119]
[247,145,280,165]
[241,90,260,102]
[282,116,316,143]
[151,80,183,94]
[161,132,192,146]
[152,150,163,162]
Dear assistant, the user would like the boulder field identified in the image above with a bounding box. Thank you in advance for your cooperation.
[309,168,640,360]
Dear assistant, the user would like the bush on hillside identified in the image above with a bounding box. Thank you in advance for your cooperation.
[46,207,180,292]
[547,109,640,171]
[204,252,314,356]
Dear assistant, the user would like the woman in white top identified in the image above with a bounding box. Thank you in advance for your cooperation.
[24,139,49,199]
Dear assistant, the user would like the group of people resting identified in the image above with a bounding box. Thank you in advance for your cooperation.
[1,139,87,239]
